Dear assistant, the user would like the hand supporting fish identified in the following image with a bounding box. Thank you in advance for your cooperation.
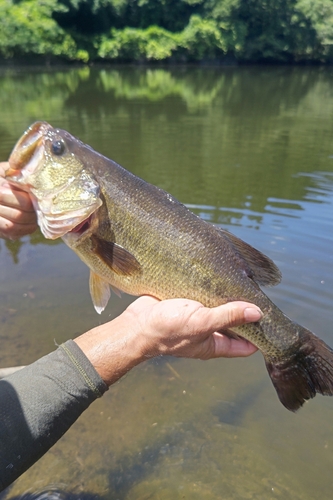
[6,121,333,412]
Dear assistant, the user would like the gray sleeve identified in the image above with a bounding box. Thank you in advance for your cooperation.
[0,339,108,491]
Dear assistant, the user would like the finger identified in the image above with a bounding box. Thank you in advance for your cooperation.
[0,204,37,225]
[0,162,9,177]
[0,218,37,240]
[191,301,262,335]
[211,332,258,358]
[0,186,35,213]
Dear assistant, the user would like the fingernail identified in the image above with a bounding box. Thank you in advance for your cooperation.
[244,307,262,322]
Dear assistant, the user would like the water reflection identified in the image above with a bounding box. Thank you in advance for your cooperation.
[3,67,333,204]
[98,68,225,110]
[1,232,60,264]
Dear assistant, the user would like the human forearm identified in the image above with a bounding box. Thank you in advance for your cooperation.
[0,340,107,491]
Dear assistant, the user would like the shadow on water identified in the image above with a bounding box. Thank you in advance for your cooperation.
[3,487,102,500]
[106,427,190,498]
[211,379,267,426]
[0,359,270,500]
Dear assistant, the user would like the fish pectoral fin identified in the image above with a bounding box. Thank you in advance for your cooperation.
[89,270,111,314]
[91,235,141,276]
[215,227,282,287]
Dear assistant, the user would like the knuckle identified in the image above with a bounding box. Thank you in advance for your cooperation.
[225,304,243,326]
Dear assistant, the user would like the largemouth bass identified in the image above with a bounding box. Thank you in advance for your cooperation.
[6,121,333,412]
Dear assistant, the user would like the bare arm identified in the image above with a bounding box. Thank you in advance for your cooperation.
[75,295,260,386]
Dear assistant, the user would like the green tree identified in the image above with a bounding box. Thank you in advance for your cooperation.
[98,15,227,62]
[1,0,333,63]
[205,0,333,62]
[295,0,333,59]
[0,0,88,62]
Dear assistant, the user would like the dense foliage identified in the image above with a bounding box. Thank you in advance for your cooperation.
[0,0,333,63]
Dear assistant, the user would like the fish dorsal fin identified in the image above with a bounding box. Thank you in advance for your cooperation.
[91,235,141,276]
[89,271,111,314]
[215,227,282,286]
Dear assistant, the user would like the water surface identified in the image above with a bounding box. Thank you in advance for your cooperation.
[1,66,333,499]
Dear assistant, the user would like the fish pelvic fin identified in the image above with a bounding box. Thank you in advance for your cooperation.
[91,235,141,276]
[89,270,111,314]
[265,329,333,412]
[110,285,122,298]
[215,227,281,286]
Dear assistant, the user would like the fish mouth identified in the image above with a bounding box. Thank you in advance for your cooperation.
[6,122,50,186]
[62,212,98,247]
[6,121,102,240]
[37,203,100,240]
[68,214,94,235]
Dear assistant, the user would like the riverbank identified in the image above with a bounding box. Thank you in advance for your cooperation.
[1,1,333,66]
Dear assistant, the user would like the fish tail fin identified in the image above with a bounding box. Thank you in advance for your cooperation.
[265,329,333,412]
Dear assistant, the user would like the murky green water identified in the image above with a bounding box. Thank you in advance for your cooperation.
[1,65,333,499]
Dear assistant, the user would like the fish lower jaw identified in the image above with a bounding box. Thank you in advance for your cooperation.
[4,168,23,185]
[37,209,96,240]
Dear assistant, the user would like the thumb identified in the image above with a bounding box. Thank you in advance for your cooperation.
[201,302,262,359]
[197,301,262,334]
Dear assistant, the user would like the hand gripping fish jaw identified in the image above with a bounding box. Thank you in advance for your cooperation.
[6,122,102,239]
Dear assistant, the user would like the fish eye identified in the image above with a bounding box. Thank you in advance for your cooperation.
[51,139,65,156]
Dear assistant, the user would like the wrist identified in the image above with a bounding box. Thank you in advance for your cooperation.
[74,311,147,386]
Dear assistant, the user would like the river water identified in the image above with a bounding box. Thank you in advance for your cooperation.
[1,65,333,499]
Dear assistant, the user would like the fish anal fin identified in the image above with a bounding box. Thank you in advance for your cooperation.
[215,227,281,286]
[89,270,111,314]
[219,328,242,340]
[91,235,141,276]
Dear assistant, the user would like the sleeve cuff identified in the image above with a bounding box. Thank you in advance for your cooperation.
[60,339,108,397]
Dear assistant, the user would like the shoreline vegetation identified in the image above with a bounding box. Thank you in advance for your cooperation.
[0,0,333,66]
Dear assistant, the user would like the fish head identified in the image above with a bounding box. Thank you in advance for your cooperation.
[6,121,102,239]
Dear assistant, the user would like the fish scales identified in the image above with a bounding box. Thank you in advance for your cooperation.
[95,164,261,302]
[6,121,333,412]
